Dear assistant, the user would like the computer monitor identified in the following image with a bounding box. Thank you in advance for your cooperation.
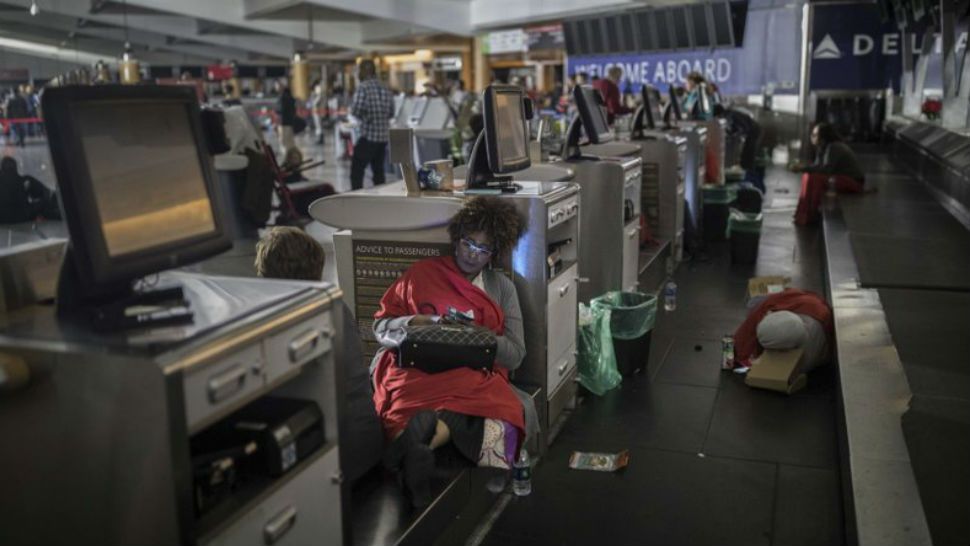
[574,84,613,144]
[43,85,230,311]
[642,85,665,130]
[464,84,532,189]
[668,84,685,123]
[482,84,531,175]
[630,84,667,138]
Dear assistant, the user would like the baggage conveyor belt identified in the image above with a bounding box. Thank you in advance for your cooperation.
[825,149,970,546]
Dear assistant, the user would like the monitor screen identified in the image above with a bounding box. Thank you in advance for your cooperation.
[74,102,215,257]
[42,85,230,293]
[641,85,665,129]
[482,84,531,174]
[574,84,612,144]
[669,84,685,121]
[690,4,713,48]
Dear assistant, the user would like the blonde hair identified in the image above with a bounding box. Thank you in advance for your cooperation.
[255,227,325,281]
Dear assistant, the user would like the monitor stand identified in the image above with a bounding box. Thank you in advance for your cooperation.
[560,115,603,161]
[56,246,194,331]
[463,131,521,194]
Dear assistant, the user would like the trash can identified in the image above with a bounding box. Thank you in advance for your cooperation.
[577,291,658,393]
[702,185,738,242]
[727,209,763,265]
[734,183,764,214]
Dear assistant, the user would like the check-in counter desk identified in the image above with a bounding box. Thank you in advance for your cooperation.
[628,132,690,264]
[553,142,643,303]
[310,181,581,446]
[0,273,345,546]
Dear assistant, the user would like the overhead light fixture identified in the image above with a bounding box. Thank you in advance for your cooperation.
[29,0,39,16]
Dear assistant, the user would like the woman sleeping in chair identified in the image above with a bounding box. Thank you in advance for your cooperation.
[371,197,539,508]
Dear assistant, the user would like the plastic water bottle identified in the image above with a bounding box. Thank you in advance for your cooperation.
[512,448,532,496]
[664,280,678,312]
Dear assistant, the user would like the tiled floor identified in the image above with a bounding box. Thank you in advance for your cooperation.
[479,168,845,546]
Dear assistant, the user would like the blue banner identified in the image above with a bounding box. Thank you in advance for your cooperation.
[566,3,802,96]
[809,3,963,91]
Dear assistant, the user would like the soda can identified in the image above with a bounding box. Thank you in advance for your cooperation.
[721,335,735,370]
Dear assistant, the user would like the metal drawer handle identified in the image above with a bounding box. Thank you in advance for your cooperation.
[263,505,298,545]
[559,284,570,298]
[558,360,569,376]
[288,329,324,363]
[207,365,247,404]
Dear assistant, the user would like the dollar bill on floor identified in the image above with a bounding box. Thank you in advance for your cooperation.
[568,450,630,472]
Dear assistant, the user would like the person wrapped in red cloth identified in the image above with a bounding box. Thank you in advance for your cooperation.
[733,289,833,374]
[372,197,537,507]
[790,123,866,225]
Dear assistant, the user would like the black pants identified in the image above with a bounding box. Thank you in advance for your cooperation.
[350,137,387,190]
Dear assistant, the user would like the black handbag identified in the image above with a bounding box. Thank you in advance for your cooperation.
[397,324,498,373]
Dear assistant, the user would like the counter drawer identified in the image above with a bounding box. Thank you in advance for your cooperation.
[202,447,342,546]
[185,343,264,431]
[546,344,577,399]
[263,311,335,386]
[546,263,578,372]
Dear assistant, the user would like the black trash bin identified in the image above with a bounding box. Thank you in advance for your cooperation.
[599,292,658,376]
[701,185,738,242]
[734,185,764,214]
[728,209,763,265]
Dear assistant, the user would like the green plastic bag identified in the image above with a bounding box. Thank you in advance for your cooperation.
[577,292,658,395]
[726,209,763,238]
[702,184,738,206]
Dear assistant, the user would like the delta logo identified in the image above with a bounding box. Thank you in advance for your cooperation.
[813,34,842,59]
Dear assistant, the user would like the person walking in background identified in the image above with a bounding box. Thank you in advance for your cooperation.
[5,88,29,148]
[274,79,297,153]
[349,59,394,191]
[310,79,325,145]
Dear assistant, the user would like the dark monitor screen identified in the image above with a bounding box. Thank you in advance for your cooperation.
[711,1,735,46]
[42,85,229,292]
[635,10,656,50]
[655,9,673,50]
[690,4,713,48]
[482,84,530,174]
[574,84,612,144]
[641,85,665,130]
[671,7,692,48]
[669,84,684,122]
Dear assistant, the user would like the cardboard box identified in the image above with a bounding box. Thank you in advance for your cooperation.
[744,348,807,395]
[747,276,791,300]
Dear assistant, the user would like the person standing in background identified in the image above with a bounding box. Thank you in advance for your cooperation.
[5,87,28,148]
[274,79,297,153]
[592,66,631,125]
[349,59,394,190]
[310,79,325,145]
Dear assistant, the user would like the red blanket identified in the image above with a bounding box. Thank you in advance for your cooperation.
[371,256,525,439]
[733,289,833,367]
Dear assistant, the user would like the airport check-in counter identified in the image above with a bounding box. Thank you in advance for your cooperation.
[553,141,643,303]
[310,181,582,446]
[648,125,707,242]
[0,273,346,546]
[630,132,690,264]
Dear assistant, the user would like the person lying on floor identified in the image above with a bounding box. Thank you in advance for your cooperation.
[732,289,833,376]
[789,122,867,225]
[254,226,384,485]
[371,197,539,508]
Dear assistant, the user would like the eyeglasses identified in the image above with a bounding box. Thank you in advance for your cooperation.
[460,236,494,257]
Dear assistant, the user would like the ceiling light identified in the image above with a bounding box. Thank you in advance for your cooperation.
[29,1,39,16]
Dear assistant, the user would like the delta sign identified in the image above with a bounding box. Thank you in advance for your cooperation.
[810,2,965,90]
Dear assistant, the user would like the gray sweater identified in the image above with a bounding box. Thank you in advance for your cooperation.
[373,269,540,444]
